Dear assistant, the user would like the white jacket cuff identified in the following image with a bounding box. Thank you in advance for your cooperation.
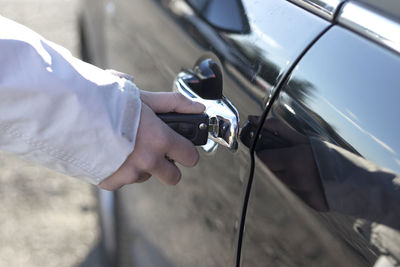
[0,16,142,184]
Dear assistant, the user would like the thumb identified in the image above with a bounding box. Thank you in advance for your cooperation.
[141,91,205,114]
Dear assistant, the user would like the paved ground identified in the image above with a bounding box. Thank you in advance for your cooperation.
[0,1,103,266]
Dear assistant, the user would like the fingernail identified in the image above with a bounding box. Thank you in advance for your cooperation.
[193,101,206,111]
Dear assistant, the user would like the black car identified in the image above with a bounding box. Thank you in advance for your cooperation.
[79,0,400,266]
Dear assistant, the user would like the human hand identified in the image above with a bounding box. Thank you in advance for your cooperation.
[252,117,328,211]
[99,91,205,191]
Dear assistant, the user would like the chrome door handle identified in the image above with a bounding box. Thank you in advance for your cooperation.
[173,59,239,152]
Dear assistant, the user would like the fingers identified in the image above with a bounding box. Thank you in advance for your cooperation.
[142,105,199,167]
[166,137,200,167]
[100,103,200,191]
[99,173,151,191]
[141,103,199,168]
[99,151,183,190]
[98,162,151,191]
[140,91,202,166]
[152,158,182,185]
[141,91,205,114]
[98,174,125,191]
[159,125,199,168]
[100,91,204,190]
[105,79,205,113]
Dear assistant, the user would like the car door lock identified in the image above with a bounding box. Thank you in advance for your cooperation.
[165,58,240,152]
[157,58,239,151]
[158,107,236,148]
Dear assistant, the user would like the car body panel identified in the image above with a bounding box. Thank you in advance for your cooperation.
[241,25,400,266]
[225,0,330,103]
[90,1,253,266]
[97,0,329,265]
[80,0,400,266]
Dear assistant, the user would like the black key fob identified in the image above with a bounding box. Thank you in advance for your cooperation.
[157,113,209,146]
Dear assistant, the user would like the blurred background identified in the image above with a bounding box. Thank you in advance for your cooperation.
[0,0,103,266]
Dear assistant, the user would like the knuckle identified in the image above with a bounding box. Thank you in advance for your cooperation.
[170,172,182,185]
[125,175,139,184]
[184,144,200,166]
[157,131,173,151]
[174,93,188,105]
[174,92,185,101]
[187,150,200,167]
[142,155,159,172]
[164,168,181,185]
[123,164,146,184]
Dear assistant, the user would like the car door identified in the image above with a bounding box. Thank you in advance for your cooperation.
[81,0,335,266]
[240,0,400,266]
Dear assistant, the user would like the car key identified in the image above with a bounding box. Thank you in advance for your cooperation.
[157,113,209,146]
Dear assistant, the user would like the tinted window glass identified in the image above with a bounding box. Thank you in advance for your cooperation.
[187,0,249,32]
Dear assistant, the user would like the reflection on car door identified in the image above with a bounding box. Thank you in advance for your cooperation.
[241,7,400,267]
[97,0,332,266]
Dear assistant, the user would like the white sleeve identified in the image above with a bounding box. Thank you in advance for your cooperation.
[0,16,142,185]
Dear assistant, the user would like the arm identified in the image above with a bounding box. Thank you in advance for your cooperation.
[0,16,204,189]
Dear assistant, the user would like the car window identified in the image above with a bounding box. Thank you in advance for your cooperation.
[186,0,249,32]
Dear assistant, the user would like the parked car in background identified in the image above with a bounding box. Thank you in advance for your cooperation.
[79,0,400,266]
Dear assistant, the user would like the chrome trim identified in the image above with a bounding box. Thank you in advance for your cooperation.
[287,0,343,20]
[174,71,240,152]
[338,2,400,55]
